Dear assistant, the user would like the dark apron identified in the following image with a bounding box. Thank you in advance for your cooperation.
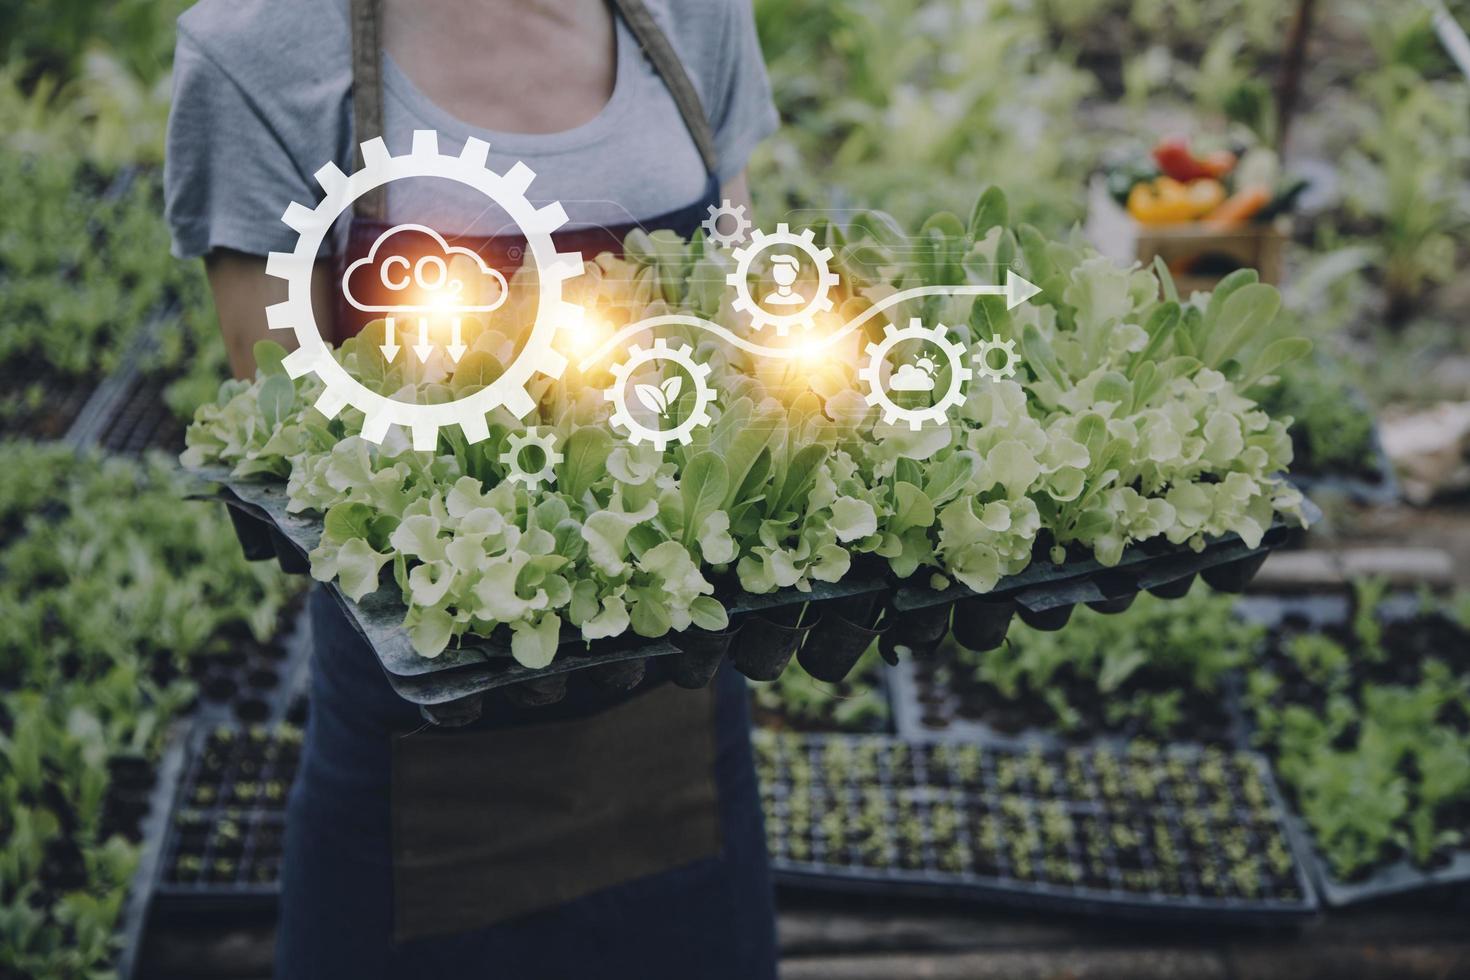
[275,3,777,977]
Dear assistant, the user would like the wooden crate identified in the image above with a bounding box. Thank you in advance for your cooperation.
[1085,177,1289,296]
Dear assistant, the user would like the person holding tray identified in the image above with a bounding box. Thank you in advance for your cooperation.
[163,0,780,976]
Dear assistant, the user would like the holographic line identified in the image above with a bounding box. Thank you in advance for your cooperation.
[577,276,1039,371]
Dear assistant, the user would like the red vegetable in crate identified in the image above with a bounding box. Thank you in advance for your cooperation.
[1152,137,1237,183]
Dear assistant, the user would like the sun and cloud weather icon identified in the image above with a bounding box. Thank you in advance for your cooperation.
[889,356,940,392]
[342,224,509,363]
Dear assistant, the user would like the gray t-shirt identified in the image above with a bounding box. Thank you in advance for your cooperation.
[164,0,778,258]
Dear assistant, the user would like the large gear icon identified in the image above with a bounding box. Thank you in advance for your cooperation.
[701,198,752,249]
[265,129,585,451]
[500,427,562,488]
[605,339,715,451]
[725,224,839,336]
[973,336,1020,382]
[859,319,973,431]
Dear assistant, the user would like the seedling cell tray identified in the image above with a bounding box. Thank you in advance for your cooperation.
[755,730,1319,924]
[188,599,313,726]
[1236,594,1470,906]
[115,724,191,980]
[190,464,1314,723]
[94,372,187,457]
[150,723,302,919]
[886,655,1250,748]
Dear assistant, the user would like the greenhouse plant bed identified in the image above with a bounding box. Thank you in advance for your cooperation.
[887,656,1249,748]
[754,731,1319,925]
[115,725,191,980]
[194,465,1313,724]
[1235,593,1470,906]
[94,372,187,458]
[1285,420,1400,507]
[751,650,894,735]
[149,724,302,921]
[0,364,98,441]
[187,600,313,726]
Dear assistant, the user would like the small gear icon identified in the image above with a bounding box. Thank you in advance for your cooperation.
[605,339,716,451]
[265,129,586,451]
[701,198,752,249]
[859,319,973,431]
[725,223,839,336]
[500,427,562,487]
[973,337,1020,382]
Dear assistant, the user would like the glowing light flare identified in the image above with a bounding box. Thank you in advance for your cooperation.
[555,306,610,359]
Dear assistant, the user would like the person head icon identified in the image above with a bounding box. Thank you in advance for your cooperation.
[763,253,805,306]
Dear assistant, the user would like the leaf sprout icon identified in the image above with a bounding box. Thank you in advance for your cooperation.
[635,376,683,419]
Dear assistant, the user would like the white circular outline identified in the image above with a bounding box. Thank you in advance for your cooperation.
[500,426,563,487]
[973,336,1021,382]
[858,318,973,431]
[701,198,753,249]
[725,224,839,336]
[264,129,585,451]
[605,339,716,451]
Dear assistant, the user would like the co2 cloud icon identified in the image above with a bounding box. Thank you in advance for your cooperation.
[343,223,508,314]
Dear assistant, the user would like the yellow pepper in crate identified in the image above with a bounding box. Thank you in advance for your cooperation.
[1126,177,1227,225]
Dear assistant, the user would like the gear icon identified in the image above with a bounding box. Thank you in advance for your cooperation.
[973,336,1020,382]
[725,224,839,336]
[265,129,585,451]
[500,427,562,487]
[605,339,715,451]
[701,198,752,249]
[859,319,973,431]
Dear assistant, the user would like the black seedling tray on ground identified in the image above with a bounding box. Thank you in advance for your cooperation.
[193,464,1315,726]
[754,730,1318,924]
[94,372,187,457]
[1235,594,1470,906]
[115,724,191,980]
[186,600,313,727]
[150,723,302,920]
[887,654,1250,749]
[0,365,99,441]
[1,168,146,444]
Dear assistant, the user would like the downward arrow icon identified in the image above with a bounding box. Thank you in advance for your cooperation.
[446,318,466,363]
[413,317,434,363]
[380,317,400,363]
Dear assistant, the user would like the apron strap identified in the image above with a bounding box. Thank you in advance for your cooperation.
[348,0,720,222]
[608,0,720,177]
[349,0,388,221]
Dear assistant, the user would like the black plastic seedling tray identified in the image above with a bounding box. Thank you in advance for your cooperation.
[1235,594,1470,907]
[186,600,313,726]
[754,730,1318,924]
[1,168,145,444]
[150,723,302,920]
[115,724,191,980]
[886,654,1250,748]
[0,366,98,441]
[193,464,1315,725]
[95,372,187,457]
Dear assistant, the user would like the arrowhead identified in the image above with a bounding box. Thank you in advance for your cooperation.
[379,344,400,363]
[413,344,434,363]
[1006,272,1042,310]
[446,344,467,363]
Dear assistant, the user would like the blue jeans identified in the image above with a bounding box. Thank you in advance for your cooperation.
[276,589,778,980]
